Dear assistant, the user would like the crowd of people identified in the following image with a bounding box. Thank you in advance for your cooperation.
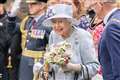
[0,0,120,80]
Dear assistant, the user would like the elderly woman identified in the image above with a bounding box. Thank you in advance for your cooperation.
[34,4,99,80]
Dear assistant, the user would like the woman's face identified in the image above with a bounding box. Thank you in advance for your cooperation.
[51,18,72,38]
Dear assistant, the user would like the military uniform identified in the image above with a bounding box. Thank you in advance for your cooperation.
[19,0,50,79]
[19,13,51,80]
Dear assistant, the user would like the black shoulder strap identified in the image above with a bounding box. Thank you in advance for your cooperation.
[74,72,79,80]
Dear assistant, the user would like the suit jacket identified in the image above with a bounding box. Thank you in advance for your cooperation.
[98,9,120,80]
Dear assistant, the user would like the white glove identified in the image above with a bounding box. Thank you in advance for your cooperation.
[61,63,82,72]
[33,62,43,74]
[9,0,22,17]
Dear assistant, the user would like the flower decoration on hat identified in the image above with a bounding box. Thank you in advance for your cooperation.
[46,8,55,18]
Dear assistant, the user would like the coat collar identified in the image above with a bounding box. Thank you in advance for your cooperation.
[103,8,118,25]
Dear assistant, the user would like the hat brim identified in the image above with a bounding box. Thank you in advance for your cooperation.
[26,1,37,3]
[43,14,78,27]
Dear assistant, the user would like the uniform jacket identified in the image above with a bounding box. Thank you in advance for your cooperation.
[19,14,51,80]
[20,15,51,52]
[98,9,120,80]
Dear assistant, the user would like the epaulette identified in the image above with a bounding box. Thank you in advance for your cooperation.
[20,16,29,50]
[20,16,29,33]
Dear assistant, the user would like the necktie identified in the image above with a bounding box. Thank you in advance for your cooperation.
[32,19,36,29]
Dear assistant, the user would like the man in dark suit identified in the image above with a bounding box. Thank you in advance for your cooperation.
[98,0,120,80]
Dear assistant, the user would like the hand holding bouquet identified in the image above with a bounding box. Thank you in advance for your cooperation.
[43,41,72,80]
[43,41,81,78]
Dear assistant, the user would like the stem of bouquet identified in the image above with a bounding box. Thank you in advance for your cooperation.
[44,63,49,80]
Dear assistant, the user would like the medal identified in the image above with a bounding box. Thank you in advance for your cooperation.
[31,29,45,39]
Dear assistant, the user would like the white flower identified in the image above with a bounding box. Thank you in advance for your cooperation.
[44,41,72,65]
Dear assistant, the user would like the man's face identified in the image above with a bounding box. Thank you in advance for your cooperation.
[28,2,45,15]
[51,18,72,38]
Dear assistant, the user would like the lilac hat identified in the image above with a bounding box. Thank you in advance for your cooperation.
[43,4,78,27]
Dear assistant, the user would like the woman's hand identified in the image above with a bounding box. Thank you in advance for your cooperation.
[61,63,82,72]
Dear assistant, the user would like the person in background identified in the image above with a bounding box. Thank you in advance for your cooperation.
[86,0,103,51]
[6,0,28,20]
[8,0,22,80]
[19,0,51,80]
[72,0,91,30]
[0,0,22,80]
[117,0,120,7]
[98,0,120,80]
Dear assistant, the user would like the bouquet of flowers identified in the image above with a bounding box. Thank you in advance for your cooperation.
[44,41,72,65]
[43,41,72,80]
